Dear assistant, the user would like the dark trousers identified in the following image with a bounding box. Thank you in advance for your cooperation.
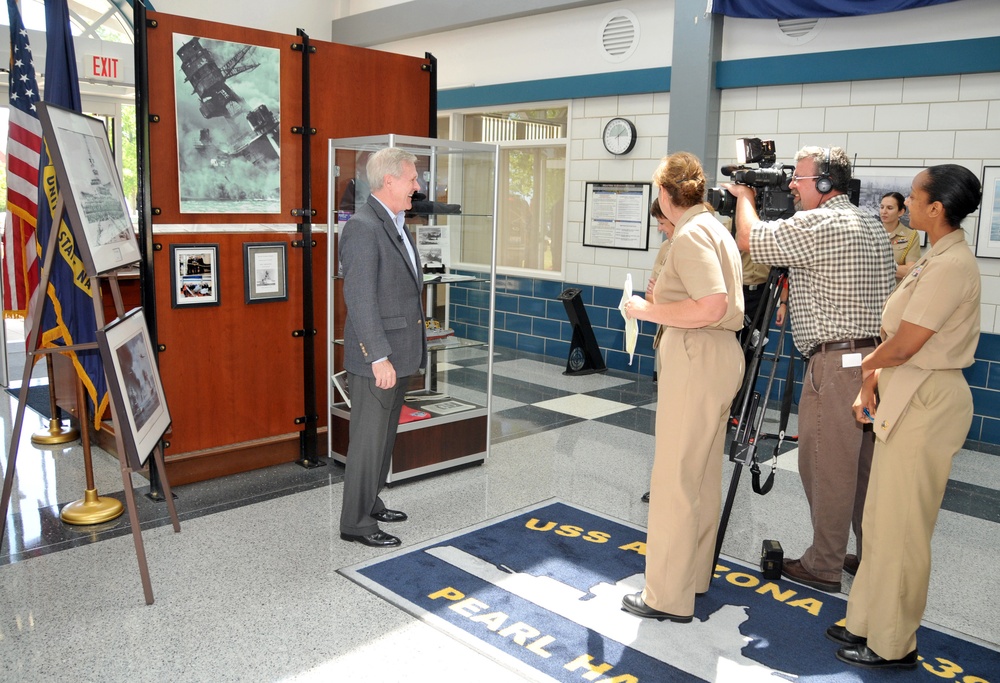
[339,372,408,535]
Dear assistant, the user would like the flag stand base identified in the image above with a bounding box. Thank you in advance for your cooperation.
[60,488,124,525]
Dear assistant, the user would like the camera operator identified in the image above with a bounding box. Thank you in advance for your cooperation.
[728,146,895,593]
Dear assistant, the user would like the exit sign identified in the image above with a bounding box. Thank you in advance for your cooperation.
[85,54,121,81]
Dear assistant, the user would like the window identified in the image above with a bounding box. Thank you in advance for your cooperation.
[451,107,567,273]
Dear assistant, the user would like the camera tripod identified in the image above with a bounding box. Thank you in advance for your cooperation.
[713,266,799,566]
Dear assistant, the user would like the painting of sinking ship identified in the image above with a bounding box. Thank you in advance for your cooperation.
[173,34,281,214]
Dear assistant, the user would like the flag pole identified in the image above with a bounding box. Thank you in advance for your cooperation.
[59,370,124,524]
[29,354,80,445]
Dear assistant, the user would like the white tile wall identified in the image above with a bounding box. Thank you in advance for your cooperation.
[903,75,961,103]
[874,103,929,131]
[825,105,876,133]
[929,101,989,130]
[562,72,999,332]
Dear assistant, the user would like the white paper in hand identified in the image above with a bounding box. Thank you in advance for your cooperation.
[619,273,637,365]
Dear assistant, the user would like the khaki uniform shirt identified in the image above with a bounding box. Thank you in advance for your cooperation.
[884,229,979,370]
[654,204,744,332]
[888,223,921,267]
[650,237,671,348]
[872,230,980,441]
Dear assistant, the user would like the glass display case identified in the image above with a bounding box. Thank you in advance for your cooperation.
[327,135,498,482]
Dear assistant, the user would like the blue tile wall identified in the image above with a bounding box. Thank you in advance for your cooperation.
[448,274,1000,448]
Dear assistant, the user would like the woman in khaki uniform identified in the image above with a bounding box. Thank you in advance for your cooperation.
[829,165,982,669]
[880,191,920,283]
[622,152,744,621]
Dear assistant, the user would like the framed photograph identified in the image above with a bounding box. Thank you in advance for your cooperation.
[36,102,141,275]
[851,165,924,239]
[243,242,288,303]
[170,244,220,307]
[97,308,171,468]
[583,182,652,251]
[976,166,1000,258]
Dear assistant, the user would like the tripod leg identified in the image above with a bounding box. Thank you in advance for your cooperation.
[714,462,744,568]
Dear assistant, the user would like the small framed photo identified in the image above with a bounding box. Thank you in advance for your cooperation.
[170,244,219,307]
[97,308,171,468]
[976,166,1000,259]
[243,242,288,303]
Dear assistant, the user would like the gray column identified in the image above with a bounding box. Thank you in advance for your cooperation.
[667,0,724,184]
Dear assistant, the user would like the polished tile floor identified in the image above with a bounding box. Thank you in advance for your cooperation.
[1,344,999,682]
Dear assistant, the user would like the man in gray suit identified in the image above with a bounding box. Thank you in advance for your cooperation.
[339,147,425,547]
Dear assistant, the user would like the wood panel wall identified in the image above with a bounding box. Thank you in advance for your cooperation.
[144,12,430,483]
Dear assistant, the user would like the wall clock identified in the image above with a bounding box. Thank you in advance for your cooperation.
[603,117,637,155]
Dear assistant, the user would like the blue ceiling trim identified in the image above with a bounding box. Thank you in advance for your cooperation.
[717,37,1000,88]
[439,67,670,110]
[438,37,997,110]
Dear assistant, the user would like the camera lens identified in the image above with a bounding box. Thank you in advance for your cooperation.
[707,187,736,217]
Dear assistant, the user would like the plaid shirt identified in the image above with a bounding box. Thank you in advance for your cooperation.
[750,194,895,355]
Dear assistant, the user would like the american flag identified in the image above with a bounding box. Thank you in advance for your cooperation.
[2,0,43,319]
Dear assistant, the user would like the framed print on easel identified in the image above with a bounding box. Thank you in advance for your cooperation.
[36,102,141,275]
[976,166,1000,259]
[97,309,172,468]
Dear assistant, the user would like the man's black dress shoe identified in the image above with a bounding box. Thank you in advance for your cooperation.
[620,593,693,623]
[372,509,408,523]
[340,530,401,547]
[843,554,860,576]
[641,491,650,503]
[836,644,918,669]
[825,624,866,646]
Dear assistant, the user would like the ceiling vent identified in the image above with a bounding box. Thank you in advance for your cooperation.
[599,9,639,63]
[776,17,822,45]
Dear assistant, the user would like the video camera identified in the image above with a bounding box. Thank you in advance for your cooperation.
[706,138,796,221]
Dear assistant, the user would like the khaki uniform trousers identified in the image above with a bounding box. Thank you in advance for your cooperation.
[642,327,743,617]
[845,368,972,660]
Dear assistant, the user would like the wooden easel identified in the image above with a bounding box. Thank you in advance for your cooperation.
[0,194,180,605]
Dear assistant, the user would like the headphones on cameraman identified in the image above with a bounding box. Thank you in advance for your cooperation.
[815,147,833,193]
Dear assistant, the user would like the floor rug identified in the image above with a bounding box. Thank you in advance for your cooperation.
[341,499,999,682]
[5,383,52,419]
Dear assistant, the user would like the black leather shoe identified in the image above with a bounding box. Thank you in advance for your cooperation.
[340,530,401,547]
[641,491,650,503]
[826,624,866,646]
[843,554,860,576]
[372,509,408,523]
[836,644,918,670]
[620,593,693,623]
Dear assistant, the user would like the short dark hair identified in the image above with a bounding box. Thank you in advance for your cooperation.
[881,191,906,211]
[650,197,666,220]
[921,164,982,228]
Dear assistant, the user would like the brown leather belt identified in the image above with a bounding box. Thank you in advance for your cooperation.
[808,337,880,359]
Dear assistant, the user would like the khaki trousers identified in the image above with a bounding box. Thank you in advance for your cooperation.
[642,327,743,616]
[845,369,971,659]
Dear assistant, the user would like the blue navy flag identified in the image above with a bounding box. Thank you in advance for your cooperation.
[708,0,960,19]
[36,0,108,427]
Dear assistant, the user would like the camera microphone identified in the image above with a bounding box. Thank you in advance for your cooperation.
[721,165,738,176]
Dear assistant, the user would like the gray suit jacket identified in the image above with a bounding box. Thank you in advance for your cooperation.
[340,194,426,378]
